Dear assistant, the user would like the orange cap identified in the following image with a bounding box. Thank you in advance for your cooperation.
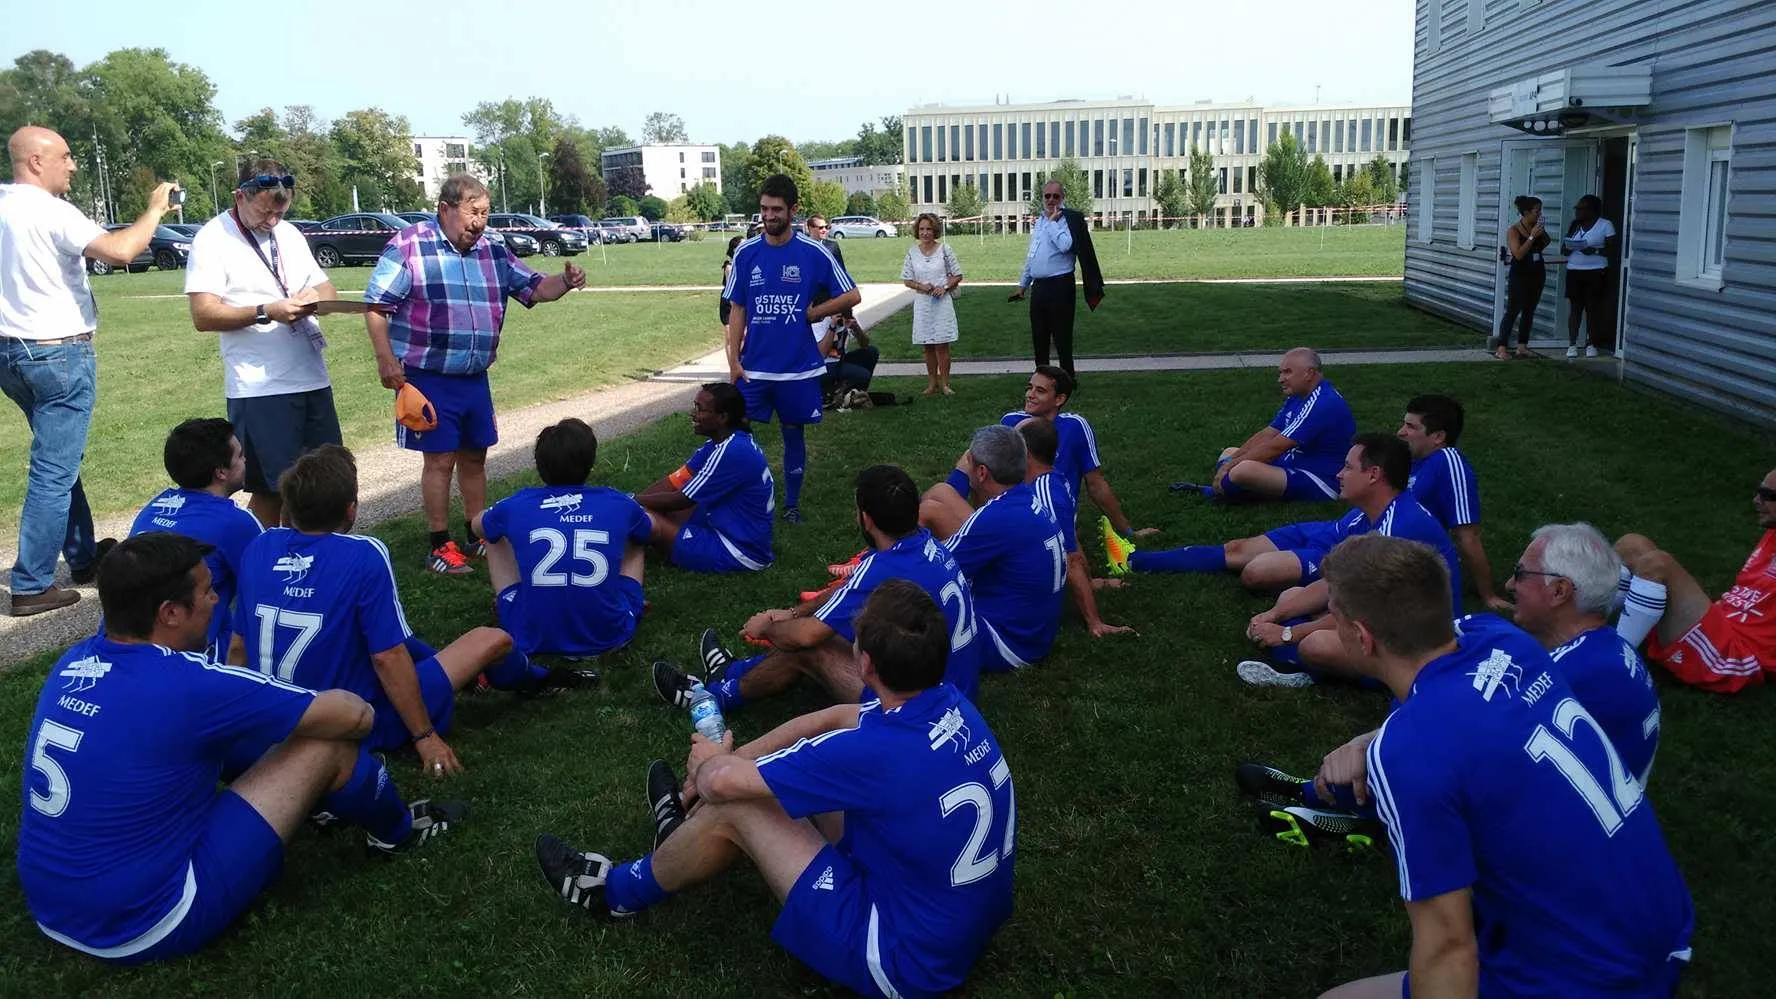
[395,382,438,432]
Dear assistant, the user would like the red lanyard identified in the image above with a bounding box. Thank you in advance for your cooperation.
[230,209,288,295]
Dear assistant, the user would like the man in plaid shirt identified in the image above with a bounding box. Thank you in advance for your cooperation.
[364,173,585,574]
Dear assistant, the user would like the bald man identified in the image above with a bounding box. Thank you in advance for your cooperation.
[1,126,177,615]
[1183,347,1356,503]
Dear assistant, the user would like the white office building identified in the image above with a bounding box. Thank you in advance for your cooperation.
[902,98,1411,227]
[412,135,479,201]
[600,144,722,199]
[808,156,907,198]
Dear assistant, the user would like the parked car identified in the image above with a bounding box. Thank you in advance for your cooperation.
[163,223,202,238]
[304,212,411,268]
[393,211,539,256]
[591,221,635,244]
[287,219,322,232]
[650,221,686,242]
[829,216,896,238]
[600,215,650,241]
[548,213,606,243]
[86,223,152,275]
[487,213,588,257]
[102,223,191,270]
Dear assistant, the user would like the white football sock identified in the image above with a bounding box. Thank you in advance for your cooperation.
[1615,576,1668,647]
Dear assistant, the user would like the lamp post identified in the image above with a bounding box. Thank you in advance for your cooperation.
[537,151,550,216]
[210,160,225,217]
[499,145,509,212]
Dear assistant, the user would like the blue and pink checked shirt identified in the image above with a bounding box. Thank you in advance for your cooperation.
[363,221,545,375]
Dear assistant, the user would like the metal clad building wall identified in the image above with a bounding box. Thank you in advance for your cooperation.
[1405,0,1776,428]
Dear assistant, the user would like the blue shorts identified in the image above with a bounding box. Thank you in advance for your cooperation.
[670,523,769,573]
[1262,522,1335,584]
[738,376,823,426]
[116,790,283,964]
[368,652,457,752]
[497,578,644,656]
[978,618,1036,674]
[396,367,497,453]
[1278,465,1340,502]
[772,843,899,999]
[227,388,342,494]
[1401,961,1687,998]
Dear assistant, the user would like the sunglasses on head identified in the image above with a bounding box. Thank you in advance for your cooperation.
[239,173,295,191]
[1758,486,1776,502]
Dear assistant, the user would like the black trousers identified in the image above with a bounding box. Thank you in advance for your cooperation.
[1495,263,1545,349]
[1029,275,1077,375]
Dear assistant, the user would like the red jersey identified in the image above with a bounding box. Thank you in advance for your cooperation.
[1648,529,1776,693]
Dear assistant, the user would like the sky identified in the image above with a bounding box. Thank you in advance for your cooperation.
[4,0,1417,143]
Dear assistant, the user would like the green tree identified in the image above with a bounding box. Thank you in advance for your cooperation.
[1304,155,1336,209]
[607,162,650,200]
[946,179,984,233]
[845,190,876,217]
[1258,130,1309,225]
[1366,155,1400,204]
[546,137,598,216]
[1153,168,1189,228]
[641,111,688,144]
[855,114,903,164]
[685,181,726,221]
[329,107,421,211]
[81,48,231,219]
[743,135,813,208]
[637,195,668,221]
[797,138,855,163]
[805,180,847,223]
[609,194,639,217]
[720,140,754,214]
[1025,158,1091,220]
[1187,149,1218,226]
[664,195,698,223]
[1338,170,1376,223]
[875,189,910,223]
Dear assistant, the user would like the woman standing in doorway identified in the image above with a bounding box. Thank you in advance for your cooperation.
[1562,194,1616,358]
[1493,195,1550,359]
[901,212,963,395]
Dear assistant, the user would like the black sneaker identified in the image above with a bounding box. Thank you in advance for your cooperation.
[535,834,628,919]
[646,759,686,850]
[782,506,803,524]
[521,666,601,697]
[1255,798,1384,852]
[70,537,118,585]
[699,627,734,684]
[652,660,698,709]
[367,798,469,857]
[1168,480,1208,495]
[1234,761,1312,804]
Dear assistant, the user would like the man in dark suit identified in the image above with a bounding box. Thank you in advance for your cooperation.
[1010,180,1104,379]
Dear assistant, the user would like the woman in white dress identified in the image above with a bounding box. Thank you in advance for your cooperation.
[901,213,963,395]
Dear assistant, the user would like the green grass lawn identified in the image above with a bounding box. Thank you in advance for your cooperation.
[870,281,1477,360]
[0,284,724,545]
[1,362,1772,996]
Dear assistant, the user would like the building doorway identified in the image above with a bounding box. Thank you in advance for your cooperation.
[1590,134,1632,353]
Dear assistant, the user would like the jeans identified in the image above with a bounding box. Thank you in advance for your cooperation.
[820,345,880,393]
[0,337,97,595]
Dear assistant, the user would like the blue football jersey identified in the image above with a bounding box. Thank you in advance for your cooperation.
[814,529,984,701]
[1551,626,1661,785]
[236,530,411,705]
[1324,494,1463,612]
[675,431,775,568]
[480,485,652,656]
[1408,447,1482,530]
[127,488,263,659]
[1032,469,1079,554]
[945,484,1066,665]
[1268,381,1356,480]
[18,637,313,955]
[1369,614,1693,996]
[1000,410,1101,497]
[722,233,854,380]
[756,684,1015,997]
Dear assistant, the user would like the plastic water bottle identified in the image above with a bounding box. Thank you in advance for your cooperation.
[688,682,726,742]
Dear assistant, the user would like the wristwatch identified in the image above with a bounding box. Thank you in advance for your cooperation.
[1281,625,1294,644]
[253,305,270,325]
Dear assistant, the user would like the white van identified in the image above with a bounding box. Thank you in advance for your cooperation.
[601,216,649,241]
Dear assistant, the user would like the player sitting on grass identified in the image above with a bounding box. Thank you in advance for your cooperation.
[634,382,775,574]
[237,445,594,781]
[1395,393,1511,612]
[653,463,983,712]
[18,534,464,964]
[1174,347,1355,502]
[1016,416,1134,638]
[473,418,648,658]
[999,364,1153,542]
[536,580,1016,999]
[1281,535,1692,999]
[126,417,264,663]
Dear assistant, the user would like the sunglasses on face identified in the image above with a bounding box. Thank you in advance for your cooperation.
[1510,563,1566,583]
[239,173,295,191]
[1757,486,1776,502]
[1043,193,1062,200]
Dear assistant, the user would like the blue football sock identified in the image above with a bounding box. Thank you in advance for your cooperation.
[1128,545,1227,574]
[782,424,806,509]
[485,647,547,690]
[604,855,673,914]
[322,749,412,844]
[946,469,971,498]
[711,653,763,712]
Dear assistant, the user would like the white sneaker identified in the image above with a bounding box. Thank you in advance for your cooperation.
[1565,346,1579,359]
[1237,660,1316,688]
[1584,345,1599,357]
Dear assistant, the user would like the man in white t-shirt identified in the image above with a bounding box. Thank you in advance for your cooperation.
[0,126,176,616]
[185,158,339,529]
